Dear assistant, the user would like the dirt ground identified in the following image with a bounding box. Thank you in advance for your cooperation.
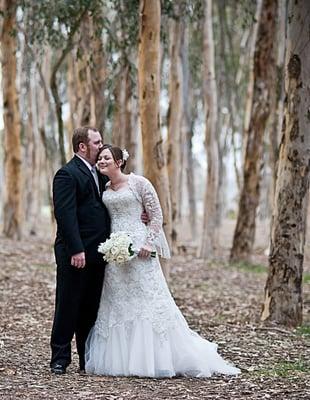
[0,220,309,400]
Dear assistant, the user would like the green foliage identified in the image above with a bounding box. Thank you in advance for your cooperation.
[107,0,139,56]
[303,273,310,284]
[161,0,203,21]
[226,209,237,219]
[230,261,267,274]
[19,0,105,49]
[296,325,310,337]
[253,359,310,377]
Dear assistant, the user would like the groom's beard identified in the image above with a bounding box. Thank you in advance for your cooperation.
[86,146,99,165]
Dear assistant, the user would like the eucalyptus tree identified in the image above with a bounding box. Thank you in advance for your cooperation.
[1,0,23,238]
[261,0,310,327]
[138,0,172,276]
[166,1,185,253]
[200,0,219,259]
[230,0,278,262]
[21,0,105,165]
[109,0,140,173]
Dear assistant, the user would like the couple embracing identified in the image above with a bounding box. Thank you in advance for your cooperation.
[50,126,240,378]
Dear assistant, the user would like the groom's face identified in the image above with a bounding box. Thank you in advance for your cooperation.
[85,130,103,165]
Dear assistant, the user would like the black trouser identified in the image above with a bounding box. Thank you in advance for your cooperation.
[50,262,105,369]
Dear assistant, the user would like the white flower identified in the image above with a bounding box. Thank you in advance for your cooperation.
[116,255,126,263]
[110,246,118,255]
[122,149,129,161]
[98,232,134,265]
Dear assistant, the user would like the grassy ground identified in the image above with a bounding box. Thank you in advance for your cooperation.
[0,236,309,400]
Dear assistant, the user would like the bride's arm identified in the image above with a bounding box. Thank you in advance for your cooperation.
[139,177,170,258]
[141,180,163,246]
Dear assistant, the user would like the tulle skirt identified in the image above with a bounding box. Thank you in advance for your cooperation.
[85,313,240,378]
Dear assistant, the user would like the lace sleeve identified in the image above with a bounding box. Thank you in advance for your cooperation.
[140,178,171,259]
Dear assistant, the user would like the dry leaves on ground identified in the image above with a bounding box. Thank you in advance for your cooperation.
[0,237,309,400]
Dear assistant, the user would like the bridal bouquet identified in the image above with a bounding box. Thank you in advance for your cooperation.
[98,232,156,265]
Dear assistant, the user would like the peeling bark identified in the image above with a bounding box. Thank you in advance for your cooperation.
[1,0,23,239]
[167,4,184,254]
[230,0,278,261]
[200,0,219,259]
[138,0,172,277]
[261,0,310,326]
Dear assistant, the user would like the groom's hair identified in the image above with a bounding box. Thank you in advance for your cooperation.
[72,126,101,153]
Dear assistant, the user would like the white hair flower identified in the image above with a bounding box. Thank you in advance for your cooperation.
[122,149,129,161]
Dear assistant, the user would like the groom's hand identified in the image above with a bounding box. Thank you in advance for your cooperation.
[71,252,86,268]
[141,211,149,224]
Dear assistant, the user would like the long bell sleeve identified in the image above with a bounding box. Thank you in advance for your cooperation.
[131,175,170,258]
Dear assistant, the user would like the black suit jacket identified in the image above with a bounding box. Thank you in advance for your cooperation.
[53,155,110,267]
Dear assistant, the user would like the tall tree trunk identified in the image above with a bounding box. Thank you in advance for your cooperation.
[113,63,138,171]
[50,7,89,166]
[1,0,23,239]
[181,26,196,237]
[166,6,184,254]
[89,16,106,134]
[68,13,106,152]
[138,0,172,277]
[261,0,310,327]
[241,3,262,165]
[230,0,277,262]
[37,50,58,225]
[112,69,126,148]
[199,0,219,259]
[24,70,41,235]
[76,14,92,127]
[123,65,138,172]
[269,1,287,197]
[67,52,78,158]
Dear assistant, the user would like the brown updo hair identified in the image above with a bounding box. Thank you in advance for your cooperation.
[100,144,127,171]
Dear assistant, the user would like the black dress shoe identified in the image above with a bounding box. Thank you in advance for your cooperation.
[51,363,66,375]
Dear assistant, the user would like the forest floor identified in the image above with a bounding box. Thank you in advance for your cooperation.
[0,221,309,400]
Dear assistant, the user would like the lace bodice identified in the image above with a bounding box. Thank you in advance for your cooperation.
[103,173,170,257]
[94,175,177,340]
[102,187,147,251]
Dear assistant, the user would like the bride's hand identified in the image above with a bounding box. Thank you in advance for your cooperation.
[138,244,153,258]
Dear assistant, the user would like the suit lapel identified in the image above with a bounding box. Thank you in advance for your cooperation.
[73,156,102,200]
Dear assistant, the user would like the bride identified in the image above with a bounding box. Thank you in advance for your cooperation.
[85,145,240,378]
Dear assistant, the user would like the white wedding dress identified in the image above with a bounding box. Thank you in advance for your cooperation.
[85,173,240,378]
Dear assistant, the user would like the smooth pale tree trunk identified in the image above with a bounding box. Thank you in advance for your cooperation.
[76,14,92,126]
[1,0,23,239]
[233,28,251,191]
[112,69,126,148]
[181,26,196,237]
[50,7,89,166]
[89,16,106,134]
[269,1,287,197]
[113,63,138,171]
[67,14,106,143]
[261,0,310,327]
[199,0,219,259]
[166,7,184,254]
[123,65,138,173]
[138,0,172,277]
[67,53,78,157]
[230,0,277,262]
[24,71,41,235]
[37,51,58,226]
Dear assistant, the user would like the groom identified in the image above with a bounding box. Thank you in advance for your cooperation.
[50,126,111,374]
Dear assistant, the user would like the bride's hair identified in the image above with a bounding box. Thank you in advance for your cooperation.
[101,144,127,171]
